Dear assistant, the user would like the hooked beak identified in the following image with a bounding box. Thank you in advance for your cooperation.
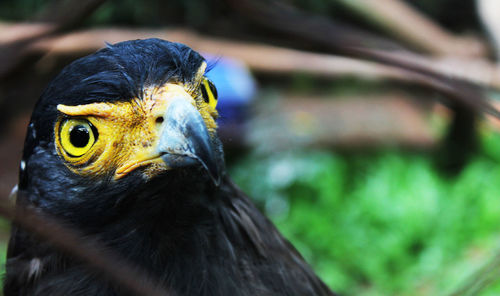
[157,98,222,186]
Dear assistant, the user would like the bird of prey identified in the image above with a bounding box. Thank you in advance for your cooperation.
[4,39,335,296]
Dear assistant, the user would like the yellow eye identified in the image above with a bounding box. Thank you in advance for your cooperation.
[59,119,97,157]
[200,77,218,109]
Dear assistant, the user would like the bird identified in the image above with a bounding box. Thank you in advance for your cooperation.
[3,38,335,296]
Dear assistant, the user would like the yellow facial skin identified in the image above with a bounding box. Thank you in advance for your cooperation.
[54,68,219,180]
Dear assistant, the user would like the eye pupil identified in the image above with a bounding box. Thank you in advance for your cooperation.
[208,80,218,100]
[59,119,96,158]
[69,125,90,148]
[201,85,210,103]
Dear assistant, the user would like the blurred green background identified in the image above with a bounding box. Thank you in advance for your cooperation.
[2,0,500,295]
[231,131,500,295]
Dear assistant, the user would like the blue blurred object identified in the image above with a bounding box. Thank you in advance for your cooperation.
[202,54,257,126]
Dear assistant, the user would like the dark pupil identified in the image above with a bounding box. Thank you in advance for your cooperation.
[201,85,210,103]
[70,125,90,148]
[208,81,218,100]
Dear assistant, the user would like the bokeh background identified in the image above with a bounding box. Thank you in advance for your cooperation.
[2,0,500,295]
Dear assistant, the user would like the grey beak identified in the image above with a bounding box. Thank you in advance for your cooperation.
[157,98,221,186]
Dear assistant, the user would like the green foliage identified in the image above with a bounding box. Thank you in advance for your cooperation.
[230,130,500,295]
[0,0,48,21]
[0,0,216,28]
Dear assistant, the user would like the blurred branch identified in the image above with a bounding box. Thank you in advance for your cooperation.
[0,22,57,45]
[0,0,106,78]
[248,94,435,151]
[449,250,500,296]
[478,0,500,60]
[18,26,408,79]
[4,24,500,96]
[334,0,486,57]
[223,0,500,119]
[0,196,169,296]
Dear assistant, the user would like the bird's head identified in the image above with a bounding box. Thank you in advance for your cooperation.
[19,39,224,220]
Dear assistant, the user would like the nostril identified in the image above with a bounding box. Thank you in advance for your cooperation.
[156,116,164,124]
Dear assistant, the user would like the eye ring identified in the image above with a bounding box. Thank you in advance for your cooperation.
[59,119,97,157]
[200,78,218,109]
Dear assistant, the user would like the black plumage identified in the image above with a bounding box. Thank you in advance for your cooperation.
[4,39,335,296]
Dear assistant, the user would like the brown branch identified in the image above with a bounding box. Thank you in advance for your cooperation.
[223,0,500,119]
[0,0,107,78]
[251,94,435,149]
[449,250,500,296]
[334,0,486,57]
[1,24,499,90]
